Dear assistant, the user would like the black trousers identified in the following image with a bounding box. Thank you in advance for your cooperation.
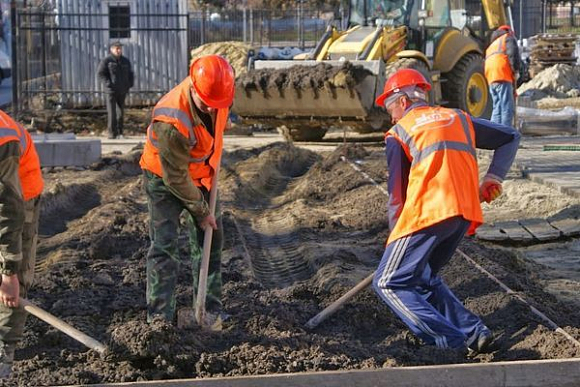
[106,92,127,138]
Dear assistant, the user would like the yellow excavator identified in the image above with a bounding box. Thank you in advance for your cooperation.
[233,0,513,141]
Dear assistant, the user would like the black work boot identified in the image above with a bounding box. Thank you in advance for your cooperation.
[467,330,494,356]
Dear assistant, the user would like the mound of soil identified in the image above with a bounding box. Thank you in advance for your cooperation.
[236,62,372,95]
[5,143,580,386]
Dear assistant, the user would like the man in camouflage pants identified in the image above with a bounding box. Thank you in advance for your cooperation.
[0,110,43,378]
[143,174,223,320]
[139,55,234,324]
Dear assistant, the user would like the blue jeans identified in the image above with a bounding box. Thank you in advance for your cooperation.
[489,81,515,127]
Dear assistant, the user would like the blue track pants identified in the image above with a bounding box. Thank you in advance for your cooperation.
[373,216,489,348]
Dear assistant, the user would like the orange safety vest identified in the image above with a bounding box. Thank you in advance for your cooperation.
[386,106,483,244]
[0,110,43,201]
[485,33,514,84]
[139,77,229,191]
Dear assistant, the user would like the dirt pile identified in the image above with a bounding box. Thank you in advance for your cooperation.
[518,64,580,100]
[4,144,580,386]
[236,62,372,95]
[190,41,252,76]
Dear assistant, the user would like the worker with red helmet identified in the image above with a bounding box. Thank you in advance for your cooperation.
[140,54,234,324]
[485,24,521,126]
[0,110,43,377]
[372,68,520,354]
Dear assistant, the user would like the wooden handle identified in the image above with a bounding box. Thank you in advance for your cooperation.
[305,272,375,329]
[195,161,221,327]
[20,297,107,353]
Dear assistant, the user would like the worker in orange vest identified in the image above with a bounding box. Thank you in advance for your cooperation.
[0,110,43,378]
[485,25,520,127]
[373,69,520,354]
[140,55,234,324]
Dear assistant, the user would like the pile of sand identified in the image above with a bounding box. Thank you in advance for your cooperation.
[190,41,252,76]
[518,64,580,101]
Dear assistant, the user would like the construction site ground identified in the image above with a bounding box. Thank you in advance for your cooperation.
[4,126,580,386]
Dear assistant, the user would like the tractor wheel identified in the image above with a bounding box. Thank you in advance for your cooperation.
[384,58,435,103]
[442,53,492,119]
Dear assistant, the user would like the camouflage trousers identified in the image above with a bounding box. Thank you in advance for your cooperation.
[0,197,40,355]
[143,171,224,322]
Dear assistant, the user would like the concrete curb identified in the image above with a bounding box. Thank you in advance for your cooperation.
[75,358,580,387]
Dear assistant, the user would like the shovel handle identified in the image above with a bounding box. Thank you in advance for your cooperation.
[20,297,107,353]
[305,271,375,329]
[195,161,221,327]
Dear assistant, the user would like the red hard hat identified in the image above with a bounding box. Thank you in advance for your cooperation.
[190,55,235,109]
[498,25,512,32]
[375,68,431,107]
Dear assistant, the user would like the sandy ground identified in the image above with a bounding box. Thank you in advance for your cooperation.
[1,136,578,386]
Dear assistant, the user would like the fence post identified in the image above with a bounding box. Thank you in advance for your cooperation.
[296,2,300,48]
[10,0,18,118]
[201,7,206,45]
[41,11,47,109]
[243,6,247,43]
[541,0,546,32]
[260,10,264,46]
[299,1,304,50]
[250,8,253,45]
[519,0,523,38]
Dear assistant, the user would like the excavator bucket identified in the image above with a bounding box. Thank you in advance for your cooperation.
[233,60,389,135]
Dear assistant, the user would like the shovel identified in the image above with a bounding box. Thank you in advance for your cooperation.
[193,159,222,329]
[305,271,375,329]
[20,297,107,353]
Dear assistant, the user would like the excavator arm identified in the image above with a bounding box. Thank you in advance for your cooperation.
[481,0,510,30]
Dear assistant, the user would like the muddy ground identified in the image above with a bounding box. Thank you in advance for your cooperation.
[2,141,580,386]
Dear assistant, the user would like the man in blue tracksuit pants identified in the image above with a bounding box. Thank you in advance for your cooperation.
[372,69,520,353]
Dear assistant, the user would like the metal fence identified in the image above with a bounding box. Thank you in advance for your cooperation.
[14,0,189,114]
[545,2,580,32]
[188,8,333,50]
[23,2,580,115]
[513,1,580,36]
[13,3,333,115]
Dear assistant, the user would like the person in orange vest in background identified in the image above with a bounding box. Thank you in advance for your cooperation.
[485,25,521,127]
[372,69,520,355]
[0,110,43,378]
[140,55,234,324]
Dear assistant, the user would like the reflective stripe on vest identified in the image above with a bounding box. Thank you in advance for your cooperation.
[486,34,507,60]
[146,123,210,164]
[390,109,476,166]
[153,107,197,148]
[0,126,28,151]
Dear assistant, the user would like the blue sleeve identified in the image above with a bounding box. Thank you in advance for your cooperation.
[385,136,410,231]
[471,117,521,181]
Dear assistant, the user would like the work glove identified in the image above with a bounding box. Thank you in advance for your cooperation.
[479,175,503,203]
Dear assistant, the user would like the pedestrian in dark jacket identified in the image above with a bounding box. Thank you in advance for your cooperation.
[97,41,134,139]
